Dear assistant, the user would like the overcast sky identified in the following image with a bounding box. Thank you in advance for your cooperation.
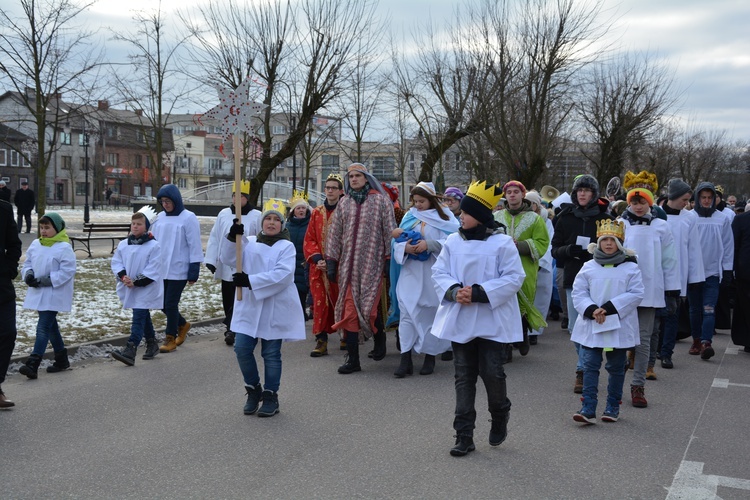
[22,0,750,141]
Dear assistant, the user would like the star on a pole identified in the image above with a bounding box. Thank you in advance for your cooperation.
[200,78,266,143]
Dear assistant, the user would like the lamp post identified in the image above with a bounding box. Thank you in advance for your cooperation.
[82,119,90,223]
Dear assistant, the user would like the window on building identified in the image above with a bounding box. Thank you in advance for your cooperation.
[0,149,6,166]
[272,142,282,152]
[78,133,90,146]
[61,156,72,170]
[408,153,415,171]
[108,153,119,166]
[136,130,145,143]
[10,150,19,166]
[371,157,395,179]
[106,125,118,138]
[134,155,142,169]
[79,157,87,171]
[208,158,223,171]
[60,131,71,145]
[133,184,141,197]
[272,125,287,135]
[178,178,188,189]
[22,150,31,167]
[321,154,339,178]
[146,155,152,168]
[75,182,87,196]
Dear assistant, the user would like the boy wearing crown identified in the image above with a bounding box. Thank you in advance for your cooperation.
[205,181,262,345]
[110,209,164,365]
[618,171,680,408]
[304,173,344,357]
[432,181,526,457]
[571,220,644,424]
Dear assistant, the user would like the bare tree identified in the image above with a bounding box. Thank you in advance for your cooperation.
[183,0,381,205]
[0,0,102,215]
[110,4,192,187]
[577,52,678,183]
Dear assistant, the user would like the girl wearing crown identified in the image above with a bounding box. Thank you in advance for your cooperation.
[390,182,459,377]
[571,220,644,424]
[287,191,312,320]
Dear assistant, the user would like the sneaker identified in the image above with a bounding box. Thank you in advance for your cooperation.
[689,338,702,355]
[574,371,583,394]
[450,435,476,457]
[175,322,191,346]
[257,391,279,417]
[700,341,715,360]
[601,411,619,423]
[646,366,657,380]
[661,356,674,369]
[489,415,509,446]
[573,411,596,424]
[561,317,569,330]
[631,385,647,408]
[310,339,328,357]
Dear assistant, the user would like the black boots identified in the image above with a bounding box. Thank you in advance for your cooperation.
[19,354,42,379]
[394,351,413,378]
[338,331,361,374]
[489,414,509,446]
[371,330,386,361]
[142,339,159,360]
[258,390,279,417]
[420,354,436,375]
[244,384,263,415]
[47,348,70,373]
[224,330,235,346]
[450,435,476,457]
[112,343,137,366]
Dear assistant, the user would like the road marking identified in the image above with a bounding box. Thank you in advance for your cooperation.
[712,378,750,389]
[667,461,750,499]
[725,346,740,355]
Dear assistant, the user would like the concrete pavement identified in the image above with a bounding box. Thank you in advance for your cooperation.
[2,320,749,499]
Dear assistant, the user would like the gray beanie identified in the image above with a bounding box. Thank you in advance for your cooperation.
[571,174,599,203]
[667,179,691,200]
[261,209,286,231]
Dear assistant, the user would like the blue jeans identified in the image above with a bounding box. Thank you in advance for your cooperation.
[162,279,188,336]
[566,288,583,371]
[129,309,155,346]
[687,276,720,343]
[580,346,627,414]
[234,334,282,393]
[32,311,65,356]
[660,304,680,358]
[452,338,511,437]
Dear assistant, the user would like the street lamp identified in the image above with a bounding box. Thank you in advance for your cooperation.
[81,119,91,223]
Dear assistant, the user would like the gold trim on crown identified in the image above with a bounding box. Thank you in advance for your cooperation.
[596,219,625,241]
[232,180,251,195]
[263,198,287,217]
[326,173,344,186]
[623,170,658,193]
[466,181,503,209]
[289,189,308,206]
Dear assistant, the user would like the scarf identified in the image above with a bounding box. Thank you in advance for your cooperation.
[227,202,255,216]
[323,199,338,213]
[572,201,602,219]
[40,229,70,247]
[505,199,532,216]
[128,233,154,245]
[592,247,628,266]
[348,182,371,205]
[622,206,653,225]
[663,204,681,216]
[694,204,716,218]
[257,227,291,246]
[459,221,505,241]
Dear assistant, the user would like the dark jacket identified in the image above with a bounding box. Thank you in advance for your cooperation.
[14,187,35,214]
[0,201,22,304]
[156,184,185,216]
[551,197,613,289]
[0,186,11,202]
[287,213,311,292]
[733,211,750,282]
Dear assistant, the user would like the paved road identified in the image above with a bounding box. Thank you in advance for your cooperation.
[2,319,749,499]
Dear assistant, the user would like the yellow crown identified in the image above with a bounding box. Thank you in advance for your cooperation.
[263,198,287,217]
[326,173,344,187]
[596,219,625,241]
[232,180,251,196]
[623,170,658,193]
[466,181,503,209]
[289,189,308,204]
[714,184,724,196]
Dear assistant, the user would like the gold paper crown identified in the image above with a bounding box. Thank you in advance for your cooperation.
[623,170,658,193]
[326,173,344,186]
[466,181,503,209]
[263,198,287,217]
[289,189,308,205]
[714,184,724,196]
[232,180,251,195]
[596,219,625,241]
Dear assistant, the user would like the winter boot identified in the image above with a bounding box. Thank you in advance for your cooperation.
[175,321,191,346]
[46,348,71,373]
[257,390,279,417]
[574,371,584,394]
[700,341,715,360]
[111,342,137,366]
[516,330,530,356]
[489,413,509,446]
[393,351,413,378]
[688,338,701,355]
[441,350,453,361]
[159,335,177,353]
[419,354,436,375]
[631,385,647,408]
[142,339,159,360]
[601,402,620,422]
[19,354,42,380]
[450,435,476,457]
[243,384,263,415]
[310,335,328,358]
[646,365,657,380]
[338,332,361,374]
[371,330,387,361]
[224,330,235,346]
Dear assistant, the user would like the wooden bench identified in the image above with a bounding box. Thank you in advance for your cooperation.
[69,222,131,257]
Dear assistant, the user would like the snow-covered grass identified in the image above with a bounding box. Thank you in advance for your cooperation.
[13,207,224,356]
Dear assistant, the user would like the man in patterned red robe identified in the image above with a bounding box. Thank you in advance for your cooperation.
[326,163,397,374]
[304,173,344,358]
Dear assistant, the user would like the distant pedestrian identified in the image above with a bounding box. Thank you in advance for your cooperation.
[222,202,306,417]
[110,209,163,366]
[0,198,22,407]
[14,181,35,233]
[19,212,76,379]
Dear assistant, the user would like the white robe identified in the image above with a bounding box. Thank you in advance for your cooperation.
[220,235,305,341]
[111,238,163,310]
[205,207,261,281]
[666,209,705,296]
[151,209,204,280]
[393,222,451,355]
[571,260,644,348]
[432,232,526,344]
[531,217,555,336]
[620,217,680,308]
[693,210,734,278]
[22,240,76,312]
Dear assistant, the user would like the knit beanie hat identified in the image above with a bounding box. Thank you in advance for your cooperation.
[460,181,503,224]
[262,209,286,230]
[667,179,691,200]
[571,175,599,202]
[502,180,527,195]
[39,212,65,233]
[626,188,654,206]
[443,187,464,200]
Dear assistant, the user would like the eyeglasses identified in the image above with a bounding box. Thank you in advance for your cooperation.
[324,186,340,191]
[159,198,173,204]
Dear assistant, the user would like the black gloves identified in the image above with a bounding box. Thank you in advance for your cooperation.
[187,262,200,283]
[232,272,251,288]
[567,244,586,259]
[24,271,35,286]
[470,284,489,303]
[36,276,52,287]
[227,219,245,242]
[206,263,217,275]
[326,259,338,283]
[665,296,679,316]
